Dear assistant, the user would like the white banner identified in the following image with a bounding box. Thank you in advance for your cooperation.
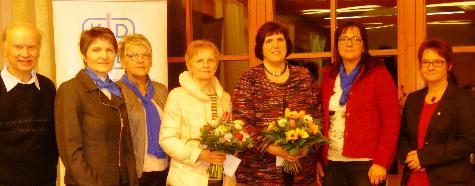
[52,0,168,86]
[52,1,167,185]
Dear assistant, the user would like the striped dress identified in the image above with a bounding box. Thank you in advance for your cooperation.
[232,64,322,185]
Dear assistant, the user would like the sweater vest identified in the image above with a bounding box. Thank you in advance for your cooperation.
[0,75,58,185]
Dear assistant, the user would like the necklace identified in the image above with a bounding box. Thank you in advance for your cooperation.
[263,63,287,77]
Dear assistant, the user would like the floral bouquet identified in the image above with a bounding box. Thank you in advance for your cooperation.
[198,112,253,180]
[261,108,325,174]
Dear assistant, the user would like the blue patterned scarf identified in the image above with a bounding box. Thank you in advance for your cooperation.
[85,67,122,98]
[339,63,360,106]
[121,74,166,158]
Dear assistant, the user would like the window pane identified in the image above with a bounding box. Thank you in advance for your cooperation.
[426,0,475,46]
[376,55,398,84]
[453,53,475,89]
[217,60,248,93]
[168,0,187,57]
[192,0,248,55]
[288,58,332,83]
[275,0,331,52]
[168,62,187,90]
[337,0,397,50]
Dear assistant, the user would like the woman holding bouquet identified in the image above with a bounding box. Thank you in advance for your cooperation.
[159,40,235,186]
[397,39,475,185]
[233,21,321,185]
[318,21,400,186]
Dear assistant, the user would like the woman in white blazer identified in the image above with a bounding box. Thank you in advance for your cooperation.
[159,40,234,186]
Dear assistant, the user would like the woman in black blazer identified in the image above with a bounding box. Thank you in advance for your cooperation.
[397,39,475,186]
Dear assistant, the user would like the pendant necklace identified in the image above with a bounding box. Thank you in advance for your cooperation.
[264,63,287,77]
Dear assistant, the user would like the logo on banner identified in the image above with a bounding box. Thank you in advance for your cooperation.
[82,13,135,39]
[81,13,135,69]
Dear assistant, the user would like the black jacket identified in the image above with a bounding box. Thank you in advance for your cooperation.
[398,83,475,186]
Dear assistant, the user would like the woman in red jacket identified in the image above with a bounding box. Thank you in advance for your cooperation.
[318,21,401,186]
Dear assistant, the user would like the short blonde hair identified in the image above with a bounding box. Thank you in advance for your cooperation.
[185,40,220,64]
[118,34,152,62]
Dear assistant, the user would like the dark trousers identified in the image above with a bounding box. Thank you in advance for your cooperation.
[282,170,294,186]
[208,180,223,186]
[323,161,385,186]
[139,170,168,186]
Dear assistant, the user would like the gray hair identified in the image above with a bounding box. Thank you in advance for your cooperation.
[2,22,42,45]
[118,34,152,62]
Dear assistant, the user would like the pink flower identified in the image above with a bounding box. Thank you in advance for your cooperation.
[222,112,230,121]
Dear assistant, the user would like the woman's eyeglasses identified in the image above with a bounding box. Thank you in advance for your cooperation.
[338,37,362,45]
[420,60,445,67]
[126,53,151,61]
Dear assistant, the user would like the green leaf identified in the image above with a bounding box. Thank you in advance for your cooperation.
[288,148,298,156]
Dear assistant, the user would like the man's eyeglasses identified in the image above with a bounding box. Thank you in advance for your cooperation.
[420,59,445,67]
[126,53,151,61]
[338,37,363,45]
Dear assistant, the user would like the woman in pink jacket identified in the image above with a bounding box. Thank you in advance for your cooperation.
[318,21,401,186]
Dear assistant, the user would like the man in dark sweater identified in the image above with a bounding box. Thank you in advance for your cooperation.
[0,22,58,185]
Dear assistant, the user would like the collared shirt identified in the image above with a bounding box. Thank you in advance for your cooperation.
[0,67,40,92]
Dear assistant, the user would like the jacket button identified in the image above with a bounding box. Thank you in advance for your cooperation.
[349,92,353,95]
[425,141,429,145]
[346,113,350,117]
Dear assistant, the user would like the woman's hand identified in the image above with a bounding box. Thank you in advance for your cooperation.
[405,150,422,170]
[198,149,227,165]
[368,163,387,185]
[266,145,306,162]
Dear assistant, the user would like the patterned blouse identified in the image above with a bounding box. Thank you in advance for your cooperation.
[233,64,322,185]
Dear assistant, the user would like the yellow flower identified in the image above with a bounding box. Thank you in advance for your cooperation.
[233,120,244,130]
[308,123,320,135]
[267,122,276,131]
[289,111,299,119]
[285,130,299,141]
[277,118,287,127]
[299,129,309,139]
[303,115,313,124]
[285,108,291,118]
[296,111,306,119]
